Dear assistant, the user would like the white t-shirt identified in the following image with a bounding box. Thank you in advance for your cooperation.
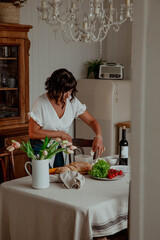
[29,93,86,166]
[29,93,86,133]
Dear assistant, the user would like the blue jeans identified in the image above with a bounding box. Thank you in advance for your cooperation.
[30,139,64,168]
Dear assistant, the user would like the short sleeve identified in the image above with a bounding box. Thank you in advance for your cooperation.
[73,97,87,118]
[28,97,44,127]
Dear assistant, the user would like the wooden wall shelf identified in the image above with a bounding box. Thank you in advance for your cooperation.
[0,88,18,91]
[0,57,17,60]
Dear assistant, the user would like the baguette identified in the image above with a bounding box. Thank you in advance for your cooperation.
[54,166,70,174]
[49,162,92,175]
[70,162,92,172]
[67,165,80,171]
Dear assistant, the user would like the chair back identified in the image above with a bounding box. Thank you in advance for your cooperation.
[69,138,96,163]
[0,158,6,183]
[0,149,16,182]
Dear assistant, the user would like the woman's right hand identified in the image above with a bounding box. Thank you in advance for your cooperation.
[60,132,72,142]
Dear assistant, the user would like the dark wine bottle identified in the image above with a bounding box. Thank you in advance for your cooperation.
[119,126,128,165]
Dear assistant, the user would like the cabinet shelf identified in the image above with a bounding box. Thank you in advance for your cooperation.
[0,88,18,91]
[0,57,17,60]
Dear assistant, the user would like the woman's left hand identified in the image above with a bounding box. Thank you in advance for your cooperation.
[92,136,105,157]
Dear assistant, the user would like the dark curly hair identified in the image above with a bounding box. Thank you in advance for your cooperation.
[45,68,77,107]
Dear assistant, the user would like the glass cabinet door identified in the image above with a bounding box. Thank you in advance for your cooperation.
[0,45,19,119]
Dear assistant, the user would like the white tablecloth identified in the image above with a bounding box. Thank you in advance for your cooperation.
[0,174,129,240]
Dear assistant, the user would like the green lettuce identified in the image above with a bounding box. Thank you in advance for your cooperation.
[89,159,110,178]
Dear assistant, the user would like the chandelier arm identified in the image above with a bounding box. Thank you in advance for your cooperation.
[61,23,84,42]
[91,26,110,43]
[55,12,71,24]
[117,18,128,25]
[103,10,129,27]
[37,0,134,44]
[111,18,128,32]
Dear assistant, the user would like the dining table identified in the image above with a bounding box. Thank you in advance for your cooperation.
[0,172,130,240]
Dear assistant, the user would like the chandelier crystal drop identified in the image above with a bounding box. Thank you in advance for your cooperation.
[37,0,134,43]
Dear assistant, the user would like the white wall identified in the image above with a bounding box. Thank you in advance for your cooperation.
[105,1,133,79]
[20,0,106,109]
[131,0,160,239]
[20,0,132,109]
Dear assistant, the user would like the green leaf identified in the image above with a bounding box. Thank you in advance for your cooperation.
[20,141,36,160]
[85,58,106,78]
[28,141,34,153]
[20,146,27,153]
[47,142,59,157]
[39,136,51,158]
[48,147,67,159]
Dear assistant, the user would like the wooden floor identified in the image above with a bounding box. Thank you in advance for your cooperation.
[107,229,128,240]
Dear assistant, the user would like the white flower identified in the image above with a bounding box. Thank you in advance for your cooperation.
[55,137,61,142]
[43,150,48,156]
[7,145,15,152]
[70,145,77,150]
[62,144,67,148]
[11,140,20,149]
[66,142,72,146]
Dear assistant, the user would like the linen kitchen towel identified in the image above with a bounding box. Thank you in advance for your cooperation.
[50,171,85,189]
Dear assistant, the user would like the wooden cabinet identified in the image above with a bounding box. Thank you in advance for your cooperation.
[0,23,32,180]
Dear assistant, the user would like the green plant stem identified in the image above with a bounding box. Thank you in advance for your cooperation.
[47,147,67,160]
[20,146,36,160]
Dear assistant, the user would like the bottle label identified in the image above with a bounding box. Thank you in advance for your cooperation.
[121,146,128,158]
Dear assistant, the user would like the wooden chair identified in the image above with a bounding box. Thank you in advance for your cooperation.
[0,158,6,183]
[69,138,97,163]
[0,149,16,182]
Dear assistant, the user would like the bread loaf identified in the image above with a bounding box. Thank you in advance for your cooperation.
[70,162,92,172]
[54,166,70,174]
[49,162,92,175]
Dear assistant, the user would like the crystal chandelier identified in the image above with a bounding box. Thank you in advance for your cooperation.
[37,0,133,44]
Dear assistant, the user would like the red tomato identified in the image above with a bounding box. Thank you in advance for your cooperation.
[107,173,113,179]
[118,170,123,175]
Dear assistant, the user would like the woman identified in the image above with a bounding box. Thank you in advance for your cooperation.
[29,68,105,168]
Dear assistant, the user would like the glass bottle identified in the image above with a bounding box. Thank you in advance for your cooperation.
[119,126,128,165]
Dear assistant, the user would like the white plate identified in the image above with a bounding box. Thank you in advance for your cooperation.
[89,173,125,181]
[111,165,131,173]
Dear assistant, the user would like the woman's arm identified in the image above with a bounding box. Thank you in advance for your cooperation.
[29,118,72,142]
[78,110,105,157]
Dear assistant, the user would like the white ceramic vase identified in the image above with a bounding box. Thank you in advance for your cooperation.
[25,159,50,189]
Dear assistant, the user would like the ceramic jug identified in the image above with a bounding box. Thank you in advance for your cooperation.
[25,159,50,189]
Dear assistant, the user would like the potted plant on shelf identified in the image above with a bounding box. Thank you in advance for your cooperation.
[85,58,106,79]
